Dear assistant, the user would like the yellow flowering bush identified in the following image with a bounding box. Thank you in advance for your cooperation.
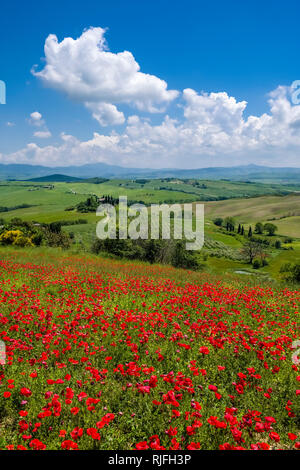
[0,229,34,247]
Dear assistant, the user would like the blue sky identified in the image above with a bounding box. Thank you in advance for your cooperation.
[0,0,300,168]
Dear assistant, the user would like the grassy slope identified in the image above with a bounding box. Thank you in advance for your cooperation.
[274,216,300,238]
[0,246,298,450]
[203,194,300,222]
[0,245,274,287]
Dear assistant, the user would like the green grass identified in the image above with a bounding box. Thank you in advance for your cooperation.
[203,194,300,238]
[204,223,243,247]
[261,245,300,278]
[0,180,299,283]
[1,178,299,217]
[273,216,300,238]
[204,194,300,221]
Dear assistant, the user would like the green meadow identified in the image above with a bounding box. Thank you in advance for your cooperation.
[0,178,299,283]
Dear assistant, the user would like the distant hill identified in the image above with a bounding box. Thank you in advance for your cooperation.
[27,174,110,184]
[83,177,109,184]
[1,163,299,183]
[27,174,83,182]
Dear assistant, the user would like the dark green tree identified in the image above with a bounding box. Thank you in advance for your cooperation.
[264,223,278,236]
[254,222,264,234]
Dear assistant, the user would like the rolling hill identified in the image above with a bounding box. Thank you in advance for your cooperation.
[1,163,300,183]
[27,174,84,182]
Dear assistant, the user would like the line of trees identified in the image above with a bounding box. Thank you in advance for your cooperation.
[213,217,278,237]
[213,217,284,269]
[92,236,203,271]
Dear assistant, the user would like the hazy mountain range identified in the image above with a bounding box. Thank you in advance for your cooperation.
[1,163,300,183]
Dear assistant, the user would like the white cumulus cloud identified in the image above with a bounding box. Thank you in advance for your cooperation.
[28,111,51,138]
[3,85,300,168]
[28,111,44,127]
[33,130,52,139]
[32,27,178,126]
[85,102,125,126]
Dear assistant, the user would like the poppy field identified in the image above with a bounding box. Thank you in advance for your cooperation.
[0,248,299,450]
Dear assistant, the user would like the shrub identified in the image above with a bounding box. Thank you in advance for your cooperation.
[280,263,300,283]
[43,228,71,249]
[213,217,223,227]
[0,230,33,247]
[31,233,43,246]
[13,234,34,247]
[49,222,62,233]
[275,240,281,249]
[171,241,202,270]
[77,196,99,213]
[252,259,261,269]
